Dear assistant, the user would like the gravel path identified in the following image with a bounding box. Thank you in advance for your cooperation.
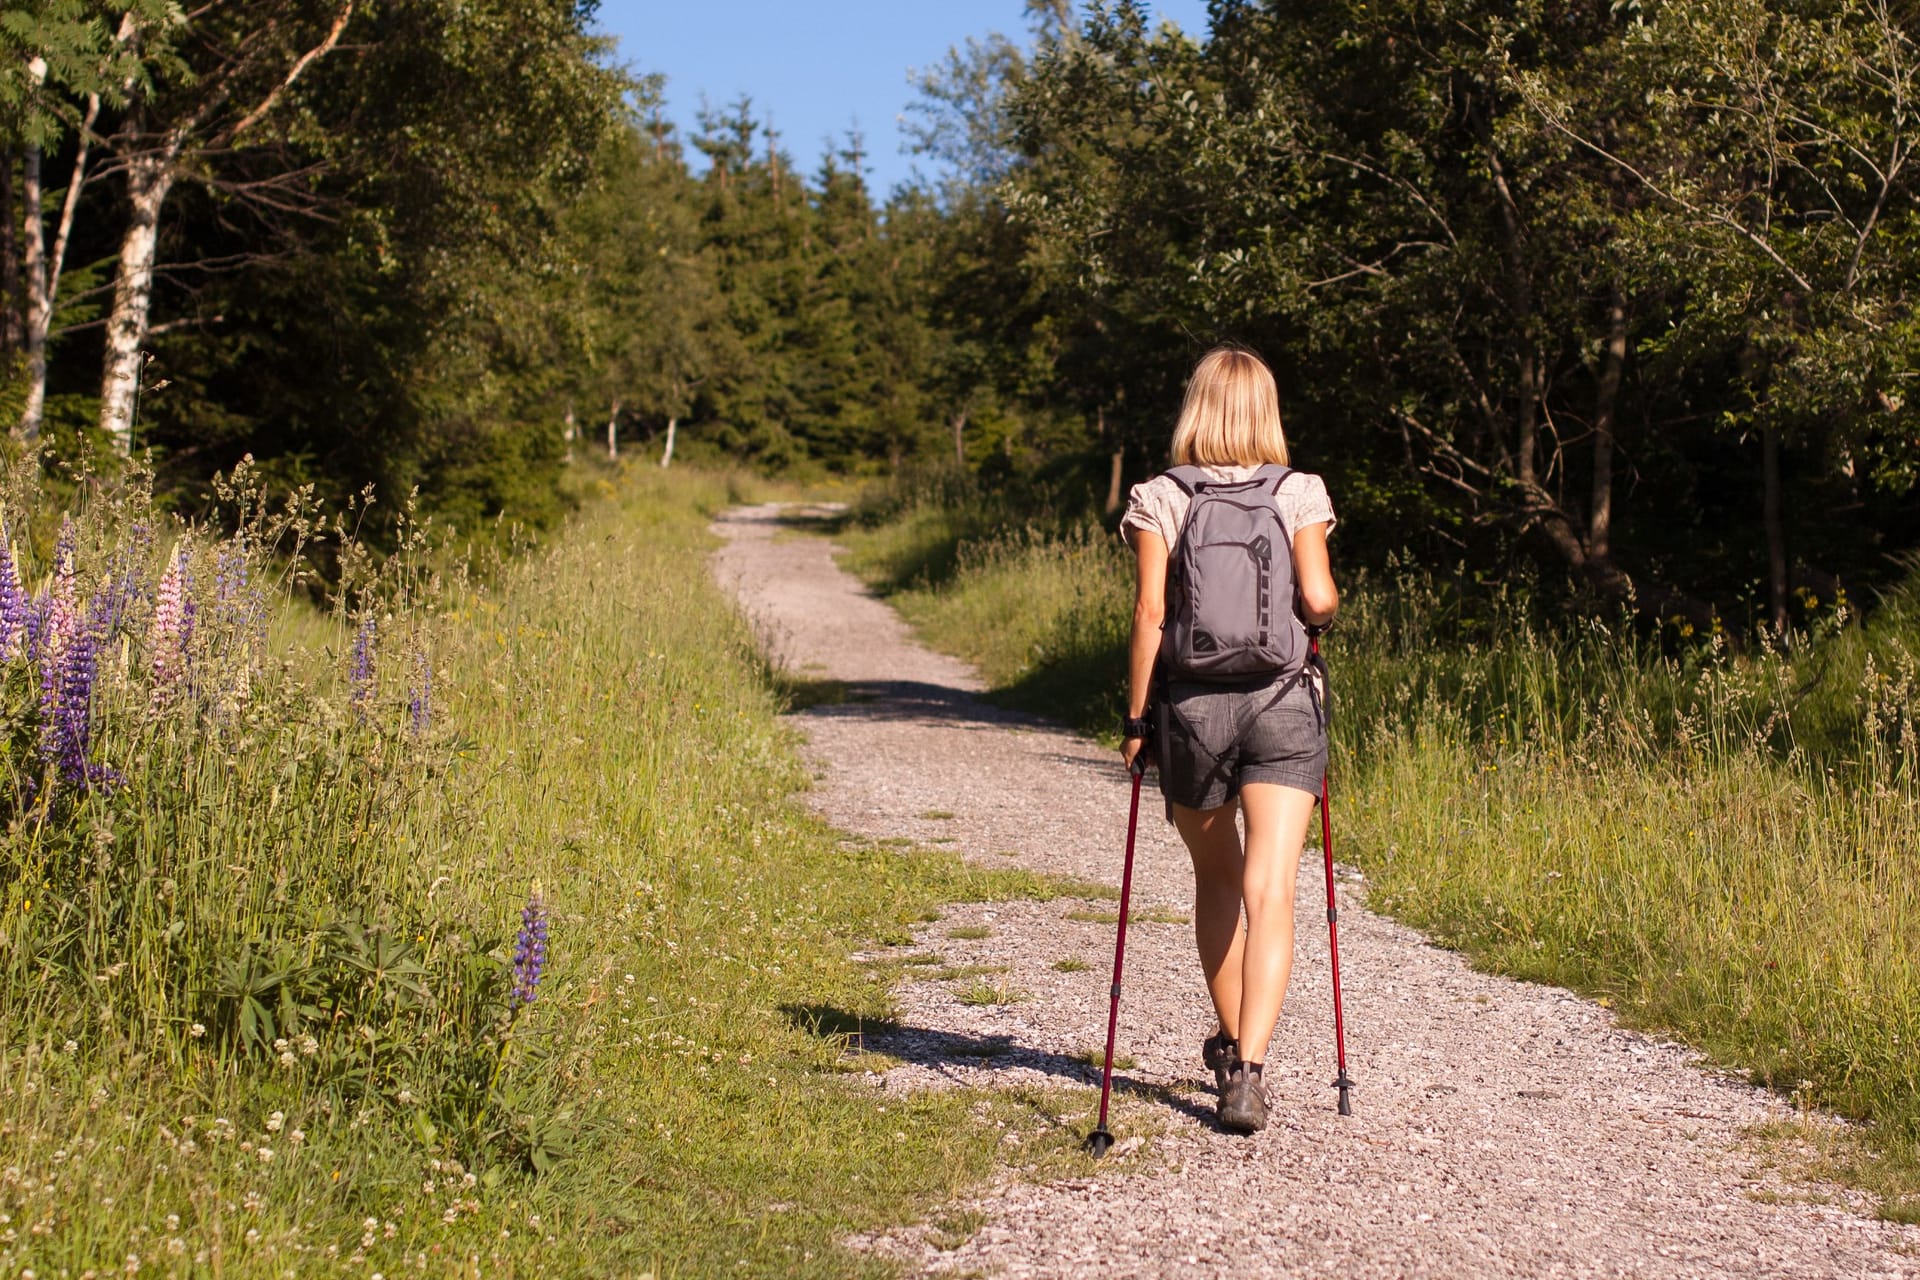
[712,503,1920,1280]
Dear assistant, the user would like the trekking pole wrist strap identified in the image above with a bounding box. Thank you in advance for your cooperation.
[1121,715,1151,739]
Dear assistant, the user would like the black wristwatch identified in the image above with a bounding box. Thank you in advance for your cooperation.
[1121,715,1151,739]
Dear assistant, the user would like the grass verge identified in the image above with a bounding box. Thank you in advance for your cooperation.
[0,465,1108,1277]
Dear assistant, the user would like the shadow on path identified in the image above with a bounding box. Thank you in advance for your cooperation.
[781,1003,1219,1130]
[785,679,1059,733]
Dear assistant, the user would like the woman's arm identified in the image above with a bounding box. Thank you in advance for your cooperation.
[1124,527,1168,770]
[1291,521,1338,625]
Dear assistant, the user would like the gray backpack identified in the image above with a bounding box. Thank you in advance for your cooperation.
[1159,464,1305,682]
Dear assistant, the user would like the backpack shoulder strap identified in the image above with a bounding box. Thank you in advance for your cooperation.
[1254,463,1293,493]
[1162,465,1209,496]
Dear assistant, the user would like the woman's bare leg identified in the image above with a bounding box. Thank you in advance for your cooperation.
[1172,800,1247,1041]
[1234,782,1317,1065]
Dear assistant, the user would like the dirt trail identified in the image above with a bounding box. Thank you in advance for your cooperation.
[713,503,1920,1280]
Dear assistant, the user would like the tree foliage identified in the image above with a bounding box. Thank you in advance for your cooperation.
[992,0,1920,628]
[0,0,1912,619]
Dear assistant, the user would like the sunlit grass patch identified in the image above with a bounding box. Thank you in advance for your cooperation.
[926,1208,988,1251]
[1074,1046,1138,1072]
[954,978,1029,1007]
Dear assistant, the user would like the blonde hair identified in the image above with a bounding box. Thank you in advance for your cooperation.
[1169,346,1289,467]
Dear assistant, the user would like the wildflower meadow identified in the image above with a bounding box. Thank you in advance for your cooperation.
[0,462,1091,1277]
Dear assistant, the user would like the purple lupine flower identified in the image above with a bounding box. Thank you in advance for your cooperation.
[407,651,432,736]
[148,546,192,702]
[42,594,109,789]
[0,522,27,662]
[510,882,548,1009]
[349,616,376,716]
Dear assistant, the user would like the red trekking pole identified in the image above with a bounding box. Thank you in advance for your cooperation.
[1085,754,1146,1157]
[1310,631,1356,1116]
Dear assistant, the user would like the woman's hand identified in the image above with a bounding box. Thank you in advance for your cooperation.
[1121,735,1146,774]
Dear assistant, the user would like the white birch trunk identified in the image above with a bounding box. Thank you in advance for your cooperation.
[20,94,101,442]
[659,417,676,468]
[17,58,48,442]
[19,143,46,441]
[98,156,175,454]
[605,400,620,460]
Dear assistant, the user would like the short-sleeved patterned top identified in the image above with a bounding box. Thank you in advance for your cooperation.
[1119,464,1337,553]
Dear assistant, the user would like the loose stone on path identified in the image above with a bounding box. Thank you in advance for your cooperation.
[713,503,1920,1280]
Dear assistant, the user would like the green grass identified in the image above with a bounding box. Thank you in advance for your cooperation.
[1052,958,1092,973]
[946,925,994,940]
[834,490,1920,1218]
[953,978,1029,1007]
[1074,1047,1138,1072]
[925,1208,988,1251]
[0,465,1093,1277]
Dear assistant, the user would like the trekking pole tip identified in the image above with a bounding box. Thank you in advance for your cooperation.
[1084,1126,1115,1157]
[1334,1072,1356,1117]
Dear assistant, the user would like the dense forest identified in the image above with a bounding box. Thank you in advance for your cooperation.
[0,0,1915,628]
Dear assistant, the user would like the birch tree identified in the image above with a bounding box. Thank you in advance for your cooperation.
[0,1,161,440]
[93,0,353,453]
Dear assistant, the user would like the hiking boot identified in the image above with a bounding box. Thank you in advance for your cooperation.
[1202,1031,1238,1091]
[1218,1064,1269,1134]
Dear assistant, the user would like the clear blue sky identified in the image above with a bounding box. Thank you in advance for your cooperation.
[592,1,1214,196]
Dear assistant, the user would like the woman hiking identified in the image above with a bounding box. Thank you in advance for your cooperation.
[1118,345,1339,1134]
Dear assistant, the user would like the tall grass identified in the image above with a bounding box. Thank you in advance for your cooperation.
[838,494,1920,1220]
[0,463,1088,1277]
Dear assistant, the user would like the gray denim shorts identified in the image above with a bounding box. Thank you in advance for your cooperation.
[1156,670,1327,812]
